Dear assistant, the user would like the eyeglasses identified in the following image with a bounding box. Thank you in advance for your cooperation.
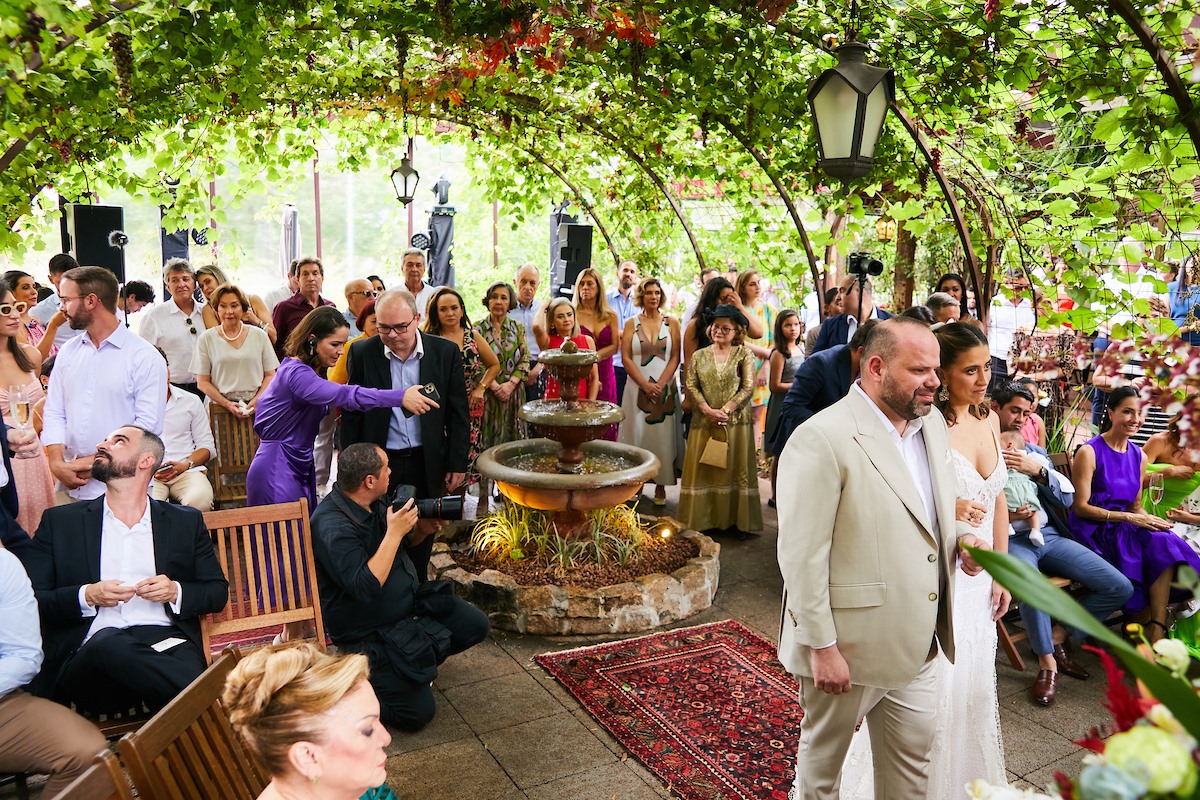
[184,317,198,335]
[350,290,378,298]
[0,302,28,316]
[376,319,416,336]
[711,325,736,334]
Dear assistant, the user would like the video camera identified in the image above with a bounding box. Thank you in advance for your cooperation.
[390,484,464,521]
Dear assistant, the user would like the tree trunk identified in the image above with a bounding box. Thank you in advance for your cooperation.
[892,224,917,312]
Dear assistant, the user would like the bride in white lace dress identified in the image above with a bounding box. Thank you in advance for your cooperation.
[838,323,1011,798]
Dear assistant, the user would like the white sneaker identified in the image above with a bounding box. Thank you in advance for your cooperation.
[1179,597,1200,620]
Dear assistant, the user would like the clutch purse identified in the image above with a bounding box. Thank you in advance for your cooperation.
[699,424,729,469]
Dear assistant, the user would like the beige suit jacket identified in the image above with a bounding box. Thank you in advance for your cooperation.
[777,388,959,690]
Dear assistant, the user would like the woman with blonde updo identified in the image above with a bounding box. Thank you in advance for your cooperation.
[223,643,397,800]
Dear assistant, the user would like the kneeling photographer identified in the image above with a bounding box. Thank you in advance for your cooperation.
[311,443,489,732]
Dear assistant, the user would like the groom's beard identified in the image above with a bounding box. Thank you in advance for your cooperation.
[880,380,934,421]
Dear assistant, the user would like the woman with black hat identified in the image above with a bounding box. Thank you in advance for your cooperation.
[678,304,762,538]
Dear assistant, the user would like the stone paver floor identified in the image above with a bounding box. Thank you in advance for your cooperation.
[3,476,1115,799]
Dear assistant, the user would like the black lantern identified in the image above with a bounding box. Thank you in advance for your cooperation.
[807,41,895,181]
[390,156,420,206]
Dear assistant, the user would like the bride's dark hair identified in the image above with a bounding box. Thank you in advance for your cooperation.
[934,322,991,427]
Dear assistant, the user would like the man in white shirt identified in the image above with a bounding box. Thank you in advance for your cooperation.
[509,264,544,399]
[139,258,204,399]
[42,266,168,503]
[402,248,441,319]
[986,272,1036,392]
[608,259,638,401]
[19,425,227,714]
[262,261,301,312]
[29,253,83,350]
[150,378,215,511]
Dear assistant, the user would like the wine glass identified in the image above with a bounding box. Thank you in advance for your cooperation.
[1148,472,1165,509]
[6,385,30,433]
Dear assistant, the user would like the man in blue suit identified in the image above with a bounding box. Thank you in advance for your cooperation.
[811,276,893,354]
[0,421,41,554]
[768,320,879,458]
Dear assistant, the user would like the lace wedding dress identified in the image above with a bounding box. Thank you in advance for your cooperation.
[836,438,1008,799]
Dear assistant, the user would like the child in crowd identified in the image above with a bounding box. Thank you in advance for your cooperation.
[1001,430,1044,547]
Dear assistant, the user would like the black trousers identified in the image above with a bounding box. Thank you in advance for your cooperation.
[386,447,434,582]
[348,597,490,732]
[59,624,206,714]
[614,366,628,404]
[988,356,1010,395]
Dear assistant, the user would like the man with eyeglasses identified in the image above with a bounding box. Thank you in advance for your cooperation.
[42,266,167,504]
[343,278,376,338]
[139,258,204,399]
[340,289,468,583]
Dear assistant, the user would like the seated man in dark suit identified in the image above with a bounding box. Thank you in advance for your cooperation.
[811,276,893,354]
[311,443,488,731]
[991,382,1133,706]
[769,319,878,458]
[19,425,228,714]
[341,289,469,581]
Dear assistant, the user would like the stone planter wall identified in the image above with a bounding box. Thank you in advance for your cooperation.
[431,530,720,635]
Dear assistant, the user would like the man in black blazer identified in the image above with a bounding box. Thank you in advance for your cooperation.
[19,425,228,713]
[341,289,469,581]
[811,276,893,354]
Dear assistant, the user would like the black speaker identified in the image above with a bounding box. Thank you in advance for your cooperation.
[552,223,593,299]
[62,204,125,283]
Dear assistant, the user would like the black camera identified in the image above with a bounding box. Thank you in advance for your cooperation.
[391,484,464,521]
[847,252,884,277]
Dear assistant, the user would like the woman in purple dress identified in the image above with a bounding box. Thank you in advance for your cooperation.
[572,267,619,440]
[1069,386,1200,642]
[247,306,407,511]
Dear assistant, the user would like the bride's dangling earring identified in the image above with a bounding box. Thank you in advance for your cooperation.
[938,386,949,402]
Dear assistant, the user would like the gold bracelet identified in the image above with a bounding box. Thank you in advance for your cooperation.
[1106,510,1112,523]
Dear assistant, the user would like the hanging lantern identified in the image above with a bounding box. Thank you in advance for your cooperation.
[807,42,895,181]
[876,217,897,243]
[390,155,420,206]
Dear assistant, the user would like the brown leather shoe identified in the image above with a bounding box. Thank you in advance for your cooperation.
[1053,643,1089,680]
[1031,669,1059,706]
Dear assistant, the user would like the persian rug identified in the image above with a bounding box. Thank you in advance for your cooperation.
[534,619,800,800]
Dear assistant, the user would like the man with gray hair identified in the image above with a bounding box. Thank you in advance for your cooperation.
[509,263,544,399]
[401,248,441,320]
[19,425,228,714]
[340,289,468,583]
[924,291,961,325]
[139,258,203,398]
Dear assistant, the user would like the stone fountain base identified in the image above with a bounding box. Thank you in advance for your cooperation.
[431,526,720,635]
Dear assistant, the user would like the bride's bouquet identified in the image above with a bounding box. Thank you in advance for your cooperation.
[965,550,1200,800]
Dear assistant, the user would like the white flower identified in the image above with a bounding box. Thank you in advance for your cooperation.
[1147,704,1198,750]
[1152,638,1191,675]
[965,779,1056,799]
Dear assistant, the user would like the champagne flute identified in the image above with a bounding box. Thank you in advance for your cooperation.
[1149,472,1165,509]
[7,384,33,459]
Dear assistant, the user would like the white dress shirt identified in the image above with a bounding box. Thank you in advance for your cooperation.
[263,283,292,313]
[986,297,1035,363]
[42,324,168,500]
[384,334,425,450]
[0,548,41,698]
[411,282,441,321]
[160,390,215,471]
[845,306,884,343]
[139,298,203,384]
[77,500,181,643]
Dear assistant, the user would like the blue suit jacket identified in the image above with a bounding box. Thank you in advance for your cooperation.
[769,345,853,456]
[0,420,25,554]
[811,309,894,354]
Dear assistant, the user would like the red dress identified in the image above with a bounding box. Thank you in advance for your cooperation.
[543,334,590,399]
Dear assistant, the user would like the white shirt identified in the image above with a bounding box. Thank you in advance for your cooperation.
[845,306,883,343]
[410,282,441,321]
[139,298,203,384]
[384,333,426,450]
[986,297,1035,362]
[42,324,168,500]
[263,283,292,313]
[77,499,181,643]
[160,390,215,472]
[29,293,82,348]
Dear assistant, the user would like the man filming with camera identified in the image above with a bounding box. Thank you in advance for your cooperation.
[812,257,893,354]
[342,288,470,582]
[311,443,489,732]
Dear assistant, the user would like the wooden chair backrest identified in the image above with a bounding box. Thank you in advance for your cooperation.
[1050,451,1073,483]
[55,752,135,800]
[118,649,269,800]
[200,499,326,663]
[208,405,259,509]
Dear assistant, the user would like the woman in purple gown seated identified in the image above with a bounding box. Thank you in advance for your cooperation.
[1068,386,1200,642]
[247,306,407,511]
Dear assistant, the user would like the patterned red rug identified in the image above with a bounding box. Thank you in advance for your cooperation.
[535,619,800,800]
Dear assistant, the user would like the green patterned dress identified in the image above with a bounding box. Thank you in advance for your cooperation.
[678,345,763,533]
[474,317,530,449]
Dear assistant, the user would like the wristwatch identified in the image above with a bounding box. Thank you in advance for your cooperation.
[1038,466,1049,483]
[184,458,194,470]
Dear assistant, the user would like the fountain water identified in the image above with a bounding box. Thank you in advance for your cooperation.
[474,340,660,537]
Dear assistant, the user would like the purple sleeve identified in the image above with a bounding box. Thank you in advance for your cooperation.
[284,364,406,411]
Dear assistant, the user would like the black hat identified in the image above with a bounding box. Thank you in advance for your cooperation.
[706,303,749,329]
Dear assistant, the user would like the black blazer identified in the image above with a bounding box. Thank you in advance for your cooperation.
[0,418,25,554]
[769,344,854,456]
[340,332,470,488]
[18,497,229,697]
[812,309,894,354]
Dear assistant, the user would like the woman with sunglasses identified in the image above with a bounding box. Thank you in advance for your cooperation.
[0,289,53,534]
[2,270,62,361]
[196,264,278,345]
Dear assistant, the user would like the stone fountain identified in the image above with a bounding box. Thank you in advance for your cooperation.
[475,340,660,537]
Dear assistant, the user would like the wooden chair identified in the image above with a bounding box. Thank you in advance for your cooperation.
[208,405,259,510]
[1049,451,1073,485]
[119,648,269,800]
[54,752,135,800]
[200,499,326,663]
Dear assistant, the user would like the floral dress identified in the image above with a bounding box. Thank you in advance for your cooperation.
[746,300,776,408]
[460,331,485,485]
[24,318,56,357]
[474,317,529,450]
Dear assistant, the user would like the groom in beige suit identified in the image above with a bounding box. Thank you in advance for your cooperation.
[777,317,990,799]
